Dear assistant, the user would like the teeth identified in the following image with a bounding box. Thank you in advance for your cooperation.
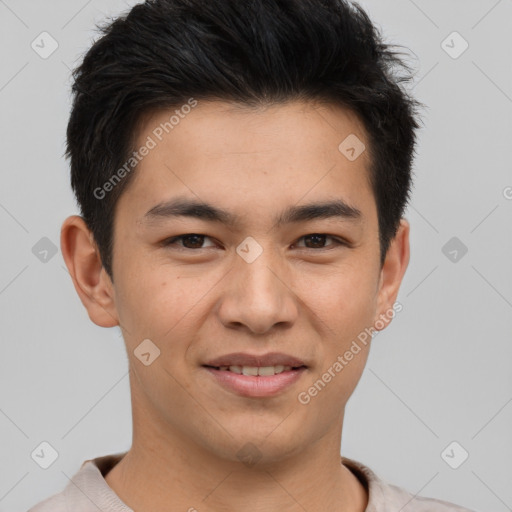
[258,366,277,376]
[242,366,259,376]
[216,365,295,375]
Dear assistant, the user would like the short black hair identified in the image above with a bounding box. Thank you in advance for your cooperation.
[66,0,423,281]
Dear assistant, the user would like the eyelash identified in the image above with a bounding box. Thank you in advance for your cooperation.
[161,233,349,251]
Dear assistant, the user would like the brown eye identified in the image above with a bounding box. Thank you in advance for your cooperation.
[295,234,344,249]
[162,234,216,249]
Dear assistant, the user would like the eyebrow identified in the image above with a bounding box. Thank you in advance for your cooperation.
[142,196,363,228]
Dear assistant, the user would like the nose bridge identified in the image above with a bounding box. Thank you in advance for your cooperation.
[241,244,282,297]
[218,237,297,333]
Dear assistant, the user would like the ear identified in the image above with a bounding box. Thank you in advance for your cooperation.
[60,215,119,328]
[374,218,410,331]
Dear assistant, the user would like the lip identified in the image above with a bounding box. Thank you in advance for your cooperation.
[203,352,307,368]
[203,366,307,398]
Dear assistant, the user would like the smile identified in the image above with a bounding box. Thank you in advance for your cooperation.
[206,364,303,376]
[202,365,307,397]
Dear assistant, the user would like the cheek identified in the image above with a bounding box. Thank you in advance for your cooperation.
[115,262,228,363]
[299,274,374,409]
[114,264,194,343]
[299,263,378,336]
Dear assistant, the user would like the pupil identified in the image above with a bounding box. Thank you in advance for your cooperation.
[305,234,326,248]
[183,234,204,248]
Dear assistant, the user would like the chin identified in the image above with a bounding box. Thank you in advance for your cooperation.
[206,427,309,468]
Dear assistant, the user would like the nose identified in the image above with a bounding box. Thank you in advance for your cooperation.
[216,244,298,335]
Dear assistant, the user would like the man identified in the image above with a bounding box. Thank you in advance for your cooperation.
[29,0,475,510]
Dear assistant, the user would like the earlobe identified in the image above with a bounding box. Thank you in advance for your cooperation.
[60,215,119,328]
[374,218,410,331]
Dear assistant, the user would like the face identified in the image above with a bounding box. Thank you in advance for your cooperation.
[64,100,409,465]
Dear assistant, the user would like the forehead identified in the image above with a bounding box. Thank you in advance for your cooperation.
[118,99,376,228]
[137,99,370,156]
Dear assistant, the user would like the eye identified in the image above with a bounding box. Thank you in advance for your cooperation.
[161,233,348,252]
[162,234,216,249]
[294,233,347,250]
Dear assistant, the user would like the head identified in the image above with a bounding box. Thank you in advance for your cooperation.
[62,0,422,464]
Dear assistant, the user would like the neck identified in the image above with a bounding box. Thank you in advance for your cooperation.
[105,421,367,512]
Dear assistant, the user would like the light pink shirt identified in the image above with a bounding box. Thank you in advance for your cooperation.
[28,452,476,511]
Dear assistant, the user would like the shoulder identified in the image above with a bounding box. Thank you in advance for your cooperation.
[341,456,477,512]
[26,452,129,512]
[382,480,476,511]
[27,491,66,512]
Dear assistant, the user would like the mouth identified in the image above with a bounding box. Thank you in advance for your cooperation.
[203,364,307,376]
[201,352,309,397]
[202,364,308,398]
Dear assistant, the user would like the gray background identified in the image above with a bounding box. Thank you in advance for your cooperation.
[1,1,511,511]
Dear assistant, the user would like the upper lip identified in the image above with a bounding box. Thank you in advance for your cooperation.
[203,352,307,368]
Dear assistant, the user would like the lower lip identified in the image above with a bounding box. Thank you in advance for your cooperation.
[203,366,307,398]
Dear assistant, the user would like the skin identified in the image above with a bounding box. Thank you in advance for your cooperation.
[61,100,410,512]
